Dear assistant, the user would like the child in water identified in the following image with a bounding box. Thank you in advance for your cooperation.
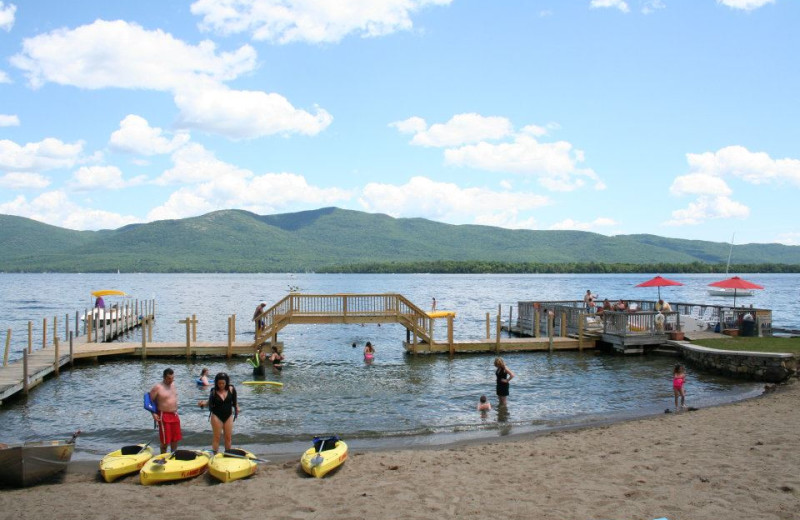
[364,341,375,362]
[477,395,492,412]
[673,364,687,411]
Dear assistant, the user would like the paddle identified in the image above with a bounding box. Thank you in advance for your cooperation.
[137,441,152,454]
[310,438,325,467]
[68,429,82,444]
[221,450,269,464]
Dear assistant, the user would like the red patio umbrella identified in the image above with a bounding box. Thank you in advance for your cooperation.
[635,275,684,300]
[708,276,764,308]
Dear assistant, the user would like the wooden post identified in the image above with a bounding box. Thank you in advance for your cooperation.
[141,318,147,360]
[69,331,74,367]
[227,316,233,359]
[53,315,57,347]
[533,309,538,337]
[75,311,79,340]
[561,311,567,337]
[508,306,513,335]
[495,314,501,354]
[3,328,10,367]
[485,312,490,339]
[578,313,584,352]
[185,317,191,359]
[54,337,60,376]
[447,314,454,358]
[88,315,94,343]
[548,311,554,352]
[65,313,69,342]
[192,314,197,343]
[28,321,32,353]
[23,350,29,395]
[42,317,47,350]
[232,314,236,342]
[412,321,418,355]
[148,318,153,342]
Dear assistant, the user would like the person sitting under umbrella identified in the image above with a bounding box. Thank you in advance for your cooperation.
[656,299,672,312]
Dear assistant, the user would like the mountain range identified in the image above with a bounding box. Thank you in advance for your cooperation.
[1,207,798,272]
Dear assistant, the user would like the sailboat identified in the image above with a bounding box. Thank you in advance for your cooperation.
[708,234,754,297]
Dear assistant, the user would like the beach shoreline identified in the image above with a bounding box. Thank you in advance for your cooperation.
[2,380,797,519]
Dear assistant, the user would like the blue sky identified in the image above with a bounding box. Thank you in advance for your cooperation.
[0,0,797,245]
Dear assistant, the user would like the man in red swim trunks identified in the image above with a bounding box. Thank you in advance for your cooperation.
[150,368,182,453]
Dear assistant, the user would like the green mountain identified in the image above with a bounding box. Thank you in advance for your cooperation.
[1,208,799,272]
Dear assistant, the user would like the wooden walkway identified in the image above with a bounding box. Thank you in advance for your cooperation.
[405,335,593,355]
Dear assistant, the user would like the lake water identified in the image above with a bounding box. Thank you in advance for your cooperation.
[1,273,796,459]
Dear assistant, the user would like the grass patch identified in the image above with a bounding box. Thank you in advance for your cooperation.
[691,336,800,354]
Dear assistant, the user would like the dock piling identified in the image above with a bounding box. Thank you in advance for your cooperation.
[27,321,32,354]
[69,332,74,367]
[22,350,28,395]
[54,337,60,376]
[3,328,10,367]
[42,318,47,350]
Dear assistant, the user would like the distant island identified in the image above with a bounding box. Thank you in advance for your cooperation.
[1,207,799,273]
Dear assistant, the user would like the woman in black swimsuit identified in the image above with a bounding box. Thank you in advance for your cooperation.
[269,346,284,373]
[494,357,515,407]
[198,372,239,453]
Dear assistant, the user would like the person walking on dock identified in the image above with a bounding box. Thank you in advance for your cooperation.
[494,357,515,407]
[149,368,182,454]
[583,290,596,314]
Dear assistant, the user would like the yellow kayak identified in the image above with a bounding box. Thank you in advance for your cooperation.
[208,449,258,483]
[300,437,348,478]
[100,444,154,482]
[139,450,210,486]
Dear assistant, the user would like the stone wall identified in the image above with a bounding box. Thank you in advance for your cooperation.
[677,343,798,383]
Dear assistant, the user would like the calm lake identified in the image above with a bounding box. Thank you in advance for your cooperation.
[1,273,795,459]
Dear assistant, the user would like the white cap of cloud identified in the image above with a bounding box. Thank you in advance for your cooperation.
[190,0,453,44]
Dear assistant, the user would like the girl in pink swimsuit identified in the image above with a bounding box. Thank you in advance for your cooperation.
[673,364,686,411]
[364,341,375,363]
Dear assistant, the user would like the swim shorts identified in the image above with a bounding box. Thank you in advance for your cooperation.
[158,411,182,445]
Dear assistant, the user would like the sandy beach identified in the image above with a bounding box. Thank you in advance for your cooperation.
[1,382,798,520]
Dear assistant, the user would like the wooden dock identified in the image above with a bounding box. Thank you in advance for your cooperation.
[404,335,593,355]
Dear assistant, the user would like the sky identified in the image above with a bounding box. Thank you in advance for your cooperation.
[0,0,798,245]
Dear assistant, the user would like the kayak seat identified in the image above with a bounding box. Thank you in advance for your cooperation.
[172,450,198,461]
[313,436,339,452]
[224,449,247,457]
[120,445,143,455]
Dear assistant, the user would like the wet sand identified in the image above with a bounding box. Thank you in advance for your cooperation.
[1,381,798,520]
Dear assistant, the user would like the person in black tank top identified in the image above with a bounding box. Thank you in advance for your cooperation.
[494,357,515,407]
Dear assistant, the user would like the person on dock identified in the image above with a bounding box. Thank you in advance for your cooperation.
[432,297,437,311]
[494,357,515,407]
[615,299,628,312]
[198,372,239,454]
[269,345,284,373]
[149,368,182,454]
[364,341,375,363]
[583,290,596,314]
[94,296,105,309]
[477,395,492,412]
[253,302,267,337]
[673,364,687,411]
[198,368,210,386]
[656,299,672,312]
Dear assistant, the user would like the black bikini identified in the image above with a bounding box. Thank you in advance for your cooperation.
[208,386,237,423]
[496,367,510,397]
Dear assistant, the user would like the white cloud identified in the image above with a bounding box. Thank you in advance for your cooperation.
[191,0,453,44]
[0,114,20,126]
[0,191,141,230]
[0,70,10,83]
[109,115,190,155]
[148,172,351,221]
[0,1,15,31]
[156,143,252,185]
[0,137,84,172]
[664,195,749,226]
[359,176,549,227]
[686,145,800,186]
[174,83,332,138]
[717,0,774,11]
[549,217,617,232]
[669,173,732,196]
[445,134,601,191]
[590,0,630,13]
[11,19,330,139]
[774,231,800,246]
[642,0,666,14]
[394,113,513,147]
[0,172,50,189]
[71,165,146,191]
[11,20,256,90]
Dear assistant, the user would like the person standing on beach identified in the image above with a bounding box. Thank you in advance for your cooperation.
[150,368,182,454]
[198,372,239,454]
[494,357,515,407]
[673,364,687,411]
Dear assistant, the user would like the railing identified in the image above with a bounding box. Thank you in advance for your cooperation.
[253,293,434,347]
